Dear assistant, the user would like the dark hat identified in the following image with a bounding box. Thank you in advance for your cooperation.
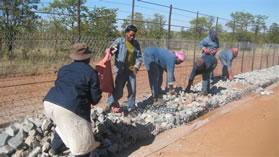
[70,43,92,61]
[209,30,217,41]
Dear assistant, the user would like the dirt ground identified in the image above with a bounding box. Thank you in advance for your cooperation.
[0,55,278,127]
[128,82,279,157]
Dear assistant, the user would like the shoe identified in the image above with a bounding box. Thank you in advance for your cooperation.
[49,148,58,156]
[128,109,138,118]
[199,91,208,96]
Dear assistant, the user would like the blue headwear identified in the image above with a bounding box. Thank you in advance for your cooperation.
[209,30,217,41]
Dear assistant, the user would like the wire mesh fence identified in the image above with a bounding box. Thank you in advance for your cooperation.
[0,0,278,126]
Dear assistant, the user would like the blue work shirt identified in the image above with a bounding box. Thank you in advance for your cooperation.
[189,54,217,81]
[44,61,102,122]
[111,37,142,73]
[144,47,177,85]
[219,50,236,70]
[199,36,219,52]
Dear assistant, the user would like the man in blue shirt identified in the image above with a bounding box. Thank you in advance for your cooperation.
[199,30,219,56]
[144,47,185,101]
[184,54,217,95]
[43,43,102,157]
[199,30,219,81]
[219,48,238,80]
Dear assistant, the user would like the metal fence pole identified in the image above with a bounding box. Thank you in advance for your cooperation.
[231,20,235,42]
[266,44,269,68]
[193,11,199,63]
[240,42,244,73]
[131,0,135,25]
[167,4,172,49]
[77,0,81,42]
[272,45,275,66]
[251,43,256,71]
[260,44,264,69]
[215,17,219,32]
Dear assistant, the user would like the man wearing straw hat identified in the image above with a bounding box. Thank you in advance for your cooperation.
[43,43,102,157]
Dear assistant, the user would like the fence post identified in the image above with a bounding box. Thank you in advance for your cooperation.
[167,4,172,49]
[231,20,235,42]
[77,0,81,42]
[215,17,219,33]
[272,45,275,66]
[260,45,264,69]
[266,44,269,68]
[131,0,135,25]
[251,43,256,71]
[193,11,199,63]
[240,42,244,73]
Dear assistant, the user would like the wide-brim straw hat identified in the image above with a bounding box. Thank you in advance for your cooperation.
[70,43,93,61]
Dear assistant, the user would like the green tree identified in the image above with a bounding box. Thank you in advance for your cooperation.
[251,15,268,43]
[41,0,88,37]
[226,11,255,42]
[85,7,118,38]
[189,17,215,40]
[0,0,40,51]
[146,13,166,39]
[226,11,254,31]
[267,23,279,44]
[121,12,147,38]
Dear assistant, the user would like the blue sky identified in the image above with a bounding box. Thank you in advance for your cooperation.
[40,0,279,31]
[85,0,278,29]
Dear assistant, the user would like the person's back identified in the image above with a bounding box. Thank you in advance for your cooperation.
[202,54,217,72]
[144,47,176,69]
[43,43,101,157]
[219,50,235,63]
[44,61,101,121]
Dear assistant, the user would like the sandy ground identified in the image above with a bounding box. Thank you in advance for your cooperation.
[128,82,279,157]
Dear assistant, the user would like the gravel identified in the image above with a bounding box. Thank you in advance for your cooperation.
[0,65,278,157]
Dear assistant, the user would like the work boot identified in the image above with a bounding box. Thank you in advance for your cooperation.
[128,109,138,118]
[199,90,208,96]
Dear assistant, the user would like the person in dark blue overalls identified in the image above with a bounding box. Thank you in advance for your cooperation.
[144,47,185,101]
[184,54,217,95]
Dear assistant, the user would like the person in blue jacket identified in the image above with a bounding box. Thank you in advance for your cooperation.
[199,30,219,55]
[107,25,143,117]
[199,30,219,81]
[144,47,185,101]
[184,54,217,95]
[219,48,238,80]
[43,43,102,157]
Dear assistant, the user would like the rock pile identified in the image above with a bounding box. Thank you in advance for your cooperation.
[0,65,279,157]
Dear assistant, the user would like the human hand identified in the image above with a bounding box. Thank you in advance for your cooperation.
[211,48,218,54]
[202,47,210,53]
[133,67,138,76]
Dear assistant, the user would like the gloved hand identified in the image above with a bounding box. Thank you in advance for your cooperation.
[184,80,193,93]
[202,47,210,53]
[228,69,233,80]
[211,48,218,54]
